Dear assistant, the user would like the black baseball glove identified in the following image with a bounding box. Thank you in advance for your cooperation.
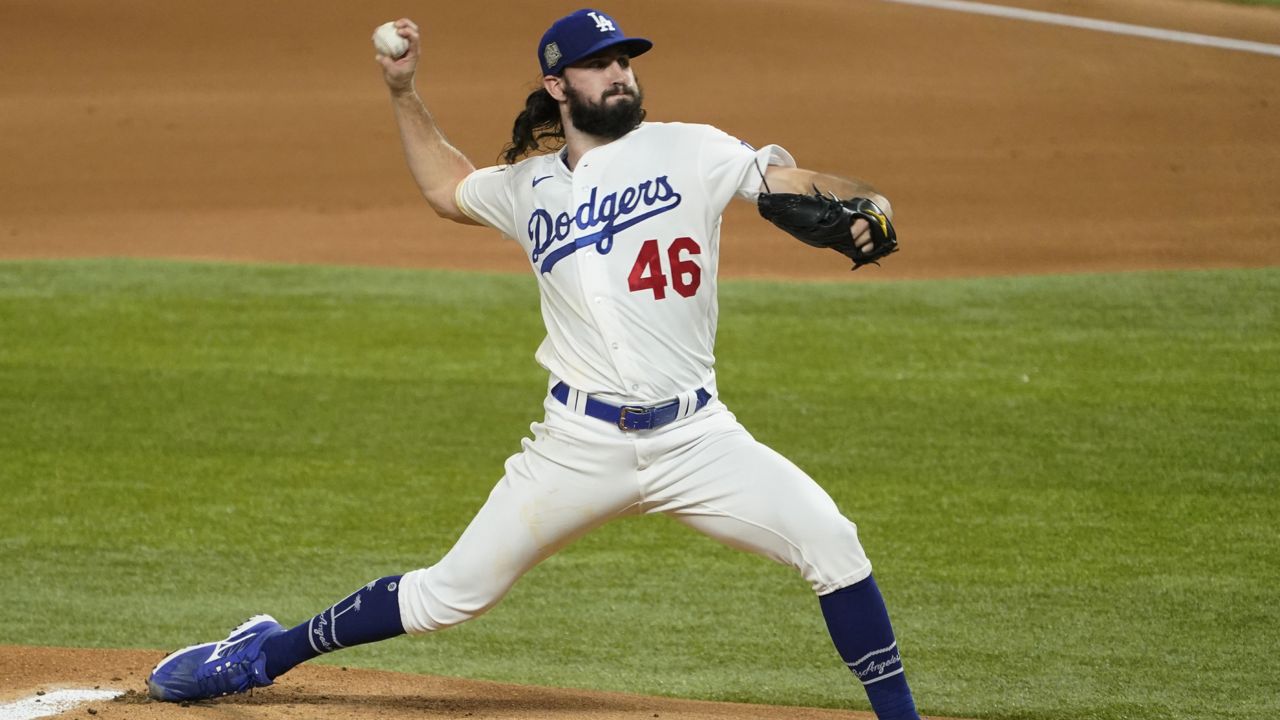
[758,189,898,270]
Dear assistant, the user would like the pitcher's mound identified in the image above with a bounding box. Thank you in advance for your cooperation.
[2,645,966,720]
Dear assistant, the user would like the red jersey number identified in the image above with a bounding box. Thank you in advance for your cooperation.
[628,237,702,300]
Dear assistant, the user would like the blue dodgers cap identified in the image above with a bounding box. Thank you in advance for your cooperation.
[538,9,653,76]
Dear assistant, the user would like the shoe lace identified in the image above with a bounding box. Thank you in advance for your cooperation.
[196,656,260,698]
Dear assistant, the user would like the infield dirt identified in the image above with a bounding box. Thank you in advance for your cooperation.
[3,645,974,720]
[1,0,1278,717]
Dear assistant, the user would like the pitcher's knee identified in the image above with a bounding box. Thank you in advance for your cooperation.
[396,566,512,634]
[796,517,873,595]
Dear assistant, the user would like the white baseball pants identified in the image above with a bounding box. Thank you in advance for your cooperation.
[397,395,872,634]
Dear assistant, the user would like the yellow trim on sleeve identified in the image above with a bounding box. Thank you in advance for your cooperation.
[453,178,485,225]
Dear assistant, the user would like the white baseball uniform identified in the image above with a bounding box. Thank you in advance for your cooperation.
[396,122,872,634]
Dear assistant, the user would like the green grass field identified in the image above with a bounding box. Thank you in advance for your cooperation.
[1,259,1276,720]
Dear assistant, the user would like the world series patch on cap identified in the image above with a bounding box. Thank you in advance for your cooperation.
[538,8,653,76]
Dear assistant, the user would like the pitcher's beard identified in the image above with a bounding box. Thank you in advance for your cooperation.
[564,81,646,140]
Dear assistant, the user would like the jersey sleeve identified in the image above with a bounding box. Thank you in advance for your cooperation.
[454,165,519,239]
[696,126,797,206]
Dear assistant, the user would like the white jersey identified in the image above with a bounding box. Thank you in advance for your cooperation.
[455,121,794,404]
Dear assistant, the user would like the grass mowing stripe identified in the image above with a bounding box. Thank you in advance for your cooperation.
[1,259,1276,720]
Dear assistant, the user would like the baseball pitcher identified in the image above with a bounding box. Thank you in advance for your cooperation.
[148,10,916,719]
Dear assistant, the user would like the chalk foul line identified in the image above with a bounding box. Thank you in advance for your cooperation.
[882,0,1280,58]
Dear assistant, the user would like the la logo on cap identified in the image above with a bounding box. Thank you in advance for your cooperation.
[587,11,616,32]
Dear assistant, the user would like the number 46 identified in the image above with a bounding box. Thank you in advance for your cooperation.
[627,237,702,300]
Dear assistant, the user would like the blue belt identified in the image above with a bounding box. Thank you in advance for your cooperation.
[551,382,712,432]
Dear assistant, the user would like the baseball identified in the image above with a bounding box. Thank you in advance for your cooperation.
[372,22,409,59]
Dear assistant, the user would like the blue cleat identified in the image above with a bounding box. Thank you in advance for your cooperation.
[147,614,284,702]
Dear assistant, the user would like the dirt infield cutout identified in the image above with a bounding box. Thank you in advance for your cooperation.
[0,645,943,720]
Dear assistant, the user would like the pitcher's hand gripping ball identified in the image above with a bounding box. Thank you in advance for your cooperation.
[372,21,409,59]
[759,190,898,270]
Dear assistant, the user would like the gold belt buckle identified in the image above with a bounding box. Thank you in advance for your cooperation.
[618,406,647,431]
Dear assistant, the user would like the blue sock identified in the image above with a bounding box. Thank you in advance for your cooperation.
[819,574,920,720]
[262,575,406,679]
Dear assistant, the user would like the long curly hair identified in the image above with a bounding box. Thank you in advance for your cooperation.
[500,87,564,165]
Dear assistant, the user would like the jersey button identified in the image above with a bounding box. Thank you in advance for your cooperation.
[611,342,620,350]
[630,384,639,392]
